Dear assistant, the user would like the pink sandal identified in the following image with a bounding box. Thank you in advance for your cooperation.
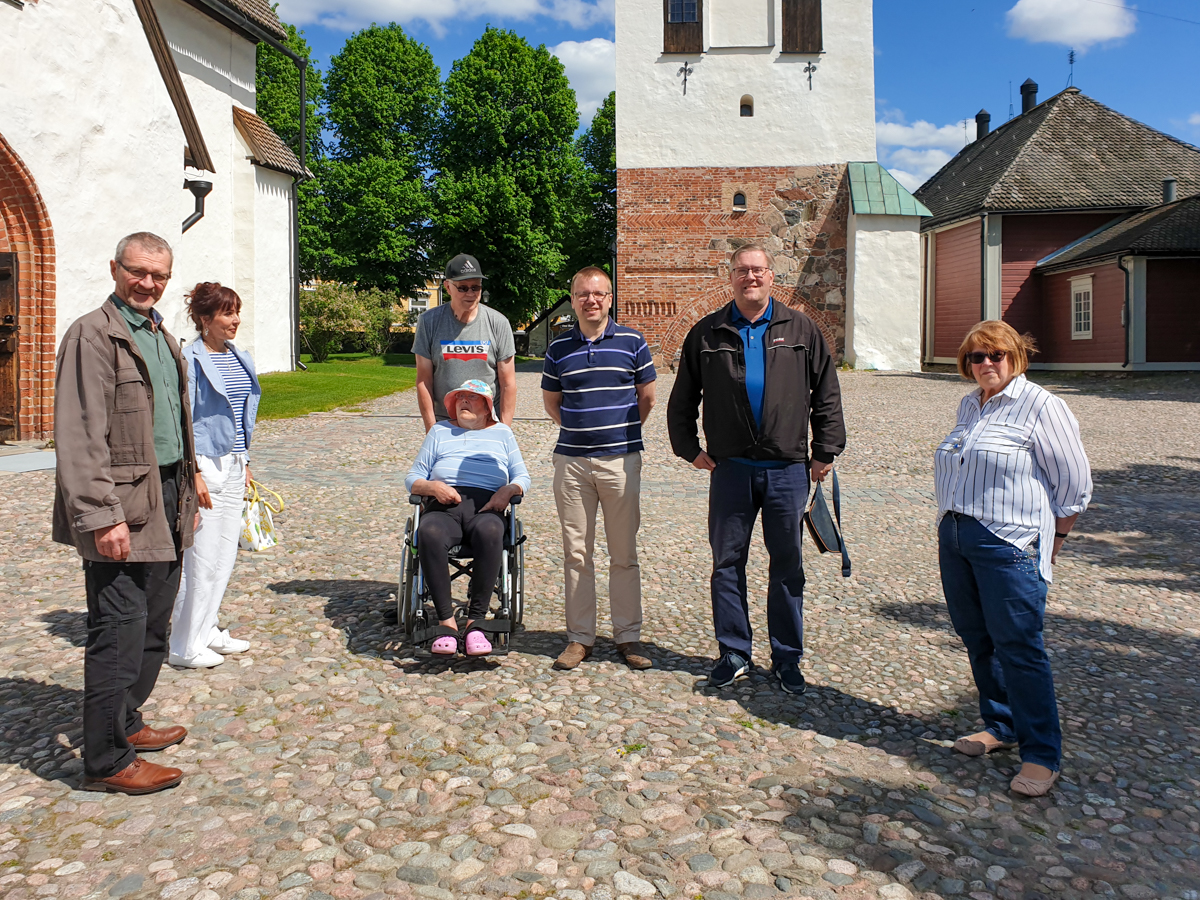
[464,629,492,657]
[431,635,458,655]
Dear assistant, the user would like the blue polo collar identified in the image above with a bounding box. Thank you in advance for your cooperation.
[571,316,617,343]
[731,298,773,327]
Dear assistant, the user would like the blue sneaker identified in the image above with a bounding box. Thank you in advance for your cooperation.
[708,651,750,688]
[773,661,807,695]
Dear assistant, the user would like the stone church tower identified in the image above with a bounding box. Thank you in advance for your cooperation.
[615,0,927,370]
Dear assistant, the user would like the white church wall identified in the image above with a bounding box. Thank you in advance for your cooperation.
[615,0,876,168]
[252,168,296,373]
[845,213,922,371]
[0,0,186,338]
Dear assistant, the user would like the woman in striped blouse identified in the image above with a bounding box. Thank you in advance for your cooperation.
[935,321,1092,797]
[170,283,262,669]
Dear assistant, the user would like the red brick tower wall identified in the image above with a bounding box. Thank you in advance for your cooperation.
[0,132,56,440]
[616,164,849,367]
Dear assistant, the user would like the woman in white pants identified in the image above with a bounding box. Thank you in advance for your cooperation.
[170,282,262,668]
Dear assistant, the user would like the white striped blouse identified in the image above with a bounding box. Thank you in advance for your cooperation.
[934,374,1092,582]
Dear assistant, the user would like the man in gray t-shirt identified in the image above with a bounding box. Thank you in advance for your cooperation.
[414,253,516,430]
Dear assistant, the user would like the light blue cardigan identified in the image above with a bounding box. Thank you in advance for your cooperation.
[182,339,262,460]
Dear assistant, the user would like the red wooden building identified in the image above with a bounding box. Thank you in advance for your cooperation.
[915,84,1200,370]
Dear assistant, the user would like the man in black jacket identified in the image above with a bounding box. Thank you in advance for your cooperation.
[667,244,846,693]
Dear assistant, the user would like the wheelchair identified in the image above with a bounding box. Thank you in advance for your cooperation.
[397,493,526,655]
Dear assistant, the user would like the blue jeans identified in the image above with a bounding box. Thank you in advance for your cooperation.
[709,460,809,664]
[938,513,1060,770]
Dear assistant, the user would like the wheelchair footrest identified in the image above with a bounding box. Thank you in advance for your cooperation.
[470,619,511,635]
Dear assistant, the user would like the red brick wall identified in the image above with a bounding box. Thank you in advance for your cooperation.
[932,219,981,359]
[1039,262,1125,363]
[616,165,848,366]
[1001,213,1116,338]
[0,132,56,439]
[1146,259,1200,362]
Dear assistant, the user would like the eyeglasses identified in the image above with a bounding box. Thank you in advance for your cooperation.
[732,266,771,280]
[572,291,611,302]
[966,350,1007,365]
[450,283,482,294]
[118,260,171,285]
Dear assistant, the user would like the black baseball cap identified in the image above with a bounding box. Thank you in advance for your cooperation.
[444,253,487,281]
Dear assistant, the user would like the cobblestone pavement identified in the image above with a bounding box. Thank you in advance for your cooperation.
[2,369,1199,900]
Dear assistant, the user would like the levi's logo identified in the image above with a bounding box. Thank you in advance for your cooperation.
[441,340,489,361]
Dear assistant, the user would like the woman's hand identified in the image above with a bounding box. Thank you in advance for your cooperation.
[482,484,522,513]
[195,473,213,510]
[412,479,462,506]
[245,464,252,490]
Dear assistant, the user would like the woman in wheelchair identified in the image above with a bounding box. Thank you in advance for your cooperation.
[404,380,530,656]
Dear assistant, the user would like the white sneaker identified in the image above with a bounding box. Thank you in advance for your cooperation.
[208,630,251,654]
[168,648,225,668]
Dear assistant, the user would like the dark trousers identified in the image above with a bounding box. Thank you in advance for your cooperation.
[938,512,1060,770]
[709,460,809,665]
[417,487,506,621]
[82,466,181,778]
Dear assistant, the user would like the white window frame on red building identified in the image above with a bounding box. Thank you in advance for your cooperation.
[1070,274,1093,340]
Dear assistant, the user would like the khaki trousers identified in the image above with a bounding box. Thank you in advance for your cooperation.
[553,452,643,645]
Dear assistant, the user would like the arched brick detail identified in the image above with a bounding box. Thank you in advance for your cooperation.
[0,132,56,439]
[659,283,839,368]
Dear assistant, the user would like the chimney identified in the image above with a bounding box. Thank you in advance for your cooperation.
[1020,78,1038,114]
[975,109,991,140]
[1163,177,1178,204]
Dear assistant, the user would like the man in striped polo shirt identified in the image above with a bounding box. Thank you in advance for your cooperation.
[542,267,657,671]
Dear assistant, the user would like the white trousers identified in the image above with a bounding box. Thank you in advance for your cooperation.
[171,452,246,658]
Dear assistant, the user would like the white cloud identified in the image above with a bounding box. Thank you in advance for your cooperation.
[1006,0,1135,50]
[877,117,975,191]
[278,0,614,36]
[551,38,615,124]
[1190,113,1200,126]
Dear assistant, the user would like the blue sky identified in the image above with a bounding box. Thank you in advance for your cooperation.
[277,0,1200,191]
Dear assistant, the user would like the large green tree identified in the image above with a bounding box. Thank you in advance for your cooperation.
[256,24,328,280]
[565,91,617,277]
[322,24,441,292]
[435,28,582,323]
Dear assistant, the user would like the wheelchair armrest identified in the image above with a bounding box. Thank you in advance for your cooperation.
[509,495,523,506]
[409,494,423,505]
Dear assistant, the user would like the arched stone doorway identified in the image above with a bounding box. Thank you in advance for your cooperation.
[0,132,56,440]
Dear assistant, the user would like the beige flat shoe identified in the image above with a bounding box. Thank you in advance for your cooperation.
[953,732,1018,757]
[1010,767,1059,797]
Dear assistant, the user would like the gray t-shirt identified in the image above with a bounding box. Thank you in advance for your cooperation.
[414,303,516,419]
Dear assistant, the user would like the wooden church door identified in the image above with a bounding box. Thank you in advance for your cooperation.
[0,253,18,441]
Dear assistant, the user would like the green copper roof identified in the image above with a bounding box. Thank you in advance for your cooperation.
[848,162,932,217]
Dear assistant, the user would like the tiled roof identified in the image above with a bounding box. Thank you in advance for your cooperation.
[232,107,309,178]
[1038,194,1200,271]
[915,88,1200,229]
[216,0,286,40]
[848,162,931,217]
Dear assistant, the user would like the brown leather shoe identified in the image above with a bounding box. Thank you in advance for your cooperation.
[553,641,592,670]
[127,724,187,752]
[82,758,183,795]
[617,642,653,670]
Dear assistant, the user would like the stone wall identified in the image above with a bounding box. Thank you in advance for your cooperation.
[616,164,849,367]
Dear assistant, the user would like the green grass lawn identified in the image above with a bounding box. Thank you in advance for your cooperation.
[257,352,417,419]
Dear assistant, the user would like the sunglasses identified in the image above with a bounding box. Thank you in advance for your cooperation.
[966,350,1007,365]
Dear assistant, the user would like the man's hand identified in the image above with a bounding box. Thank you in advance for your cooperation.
[692,450,717,471]
[481,484,522,513]
[196,473,213,510]
[810,460,833,483]
[95,522,131,561]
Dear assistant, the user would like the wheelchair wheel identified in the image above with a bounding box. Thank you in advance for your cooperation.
[514,519,525,627]
[397,518,416,636]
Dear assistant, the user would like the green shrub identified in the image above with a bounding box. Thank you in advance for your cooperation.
[299,282,362,363]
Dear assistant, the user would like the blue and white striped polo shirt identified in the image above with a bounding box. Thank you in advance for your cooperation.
[541,319,656,457]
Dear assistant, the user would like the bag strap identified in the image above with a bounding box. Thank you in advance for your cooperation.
[830,468,851,578]
[249,480,285,513]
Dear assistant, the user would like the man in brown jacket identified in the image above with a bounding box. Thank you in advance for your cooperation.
[53,232,199,794]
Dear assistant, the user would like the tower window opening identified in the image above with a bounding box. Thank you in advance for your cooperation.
[740,95,754,117]
[733,192,747,210]
[668,0,698,22]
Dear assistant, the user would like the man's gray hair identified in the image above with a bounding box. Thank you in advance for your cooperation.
[114,232,173,264]
[729,242,775,270]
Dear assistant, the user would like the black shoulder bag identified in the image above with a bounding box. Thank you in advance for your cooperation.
[804,468,851,577]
